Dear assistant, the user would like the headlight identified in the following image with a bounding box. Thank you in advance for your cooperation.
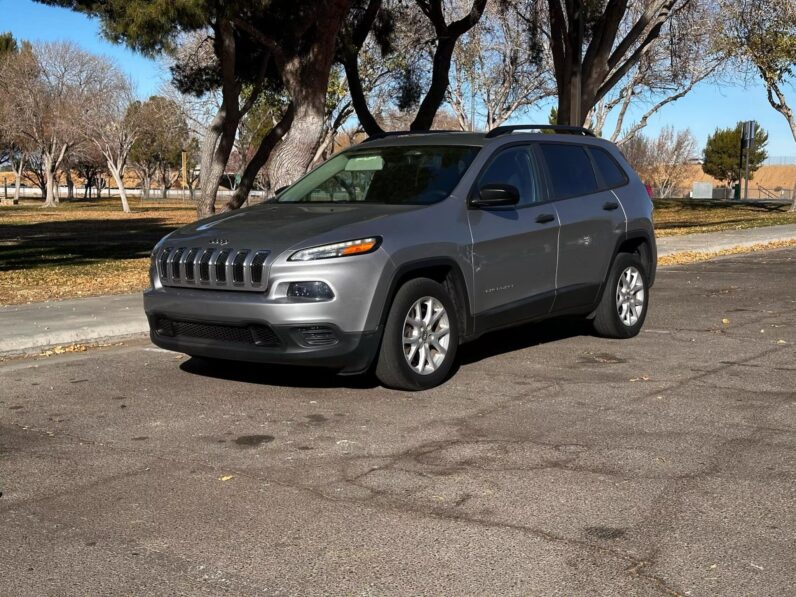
[289,237,381,261]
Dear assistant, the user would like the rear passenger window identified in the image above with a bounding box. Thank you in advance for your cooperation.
[477,146,542,206]
[539,144,598,198]
[590,147,628,189]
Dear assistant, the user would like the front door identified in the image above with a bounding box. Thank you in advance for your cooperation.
[467,144,559,332]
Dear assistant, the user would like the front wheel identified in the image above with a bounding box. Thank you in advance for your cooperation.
[591,253,649,339]
[375,278,459,390]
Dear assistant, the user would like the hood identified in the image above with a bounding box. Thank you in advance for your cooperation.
[163,202,424,257]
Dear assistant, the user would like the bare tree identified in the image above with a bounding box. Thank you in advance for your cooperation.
[448,0,554,131]
[82,69,138,211]
[623,126,697,197]
[0,127,28,203]
[1,42,110,207]
[128,96,190,202]
[586,0,727,144]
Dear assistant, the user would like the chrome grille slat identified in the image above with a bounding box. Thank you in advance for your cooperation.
[232,250,249,285]
[225,251,234,287]
[242,251,255,286]
[158,246,269,292]
[184,248,200,282]
[216,249,231,284]
[198,249,214,283]
[250,251,268,286]
[208,249,219,285]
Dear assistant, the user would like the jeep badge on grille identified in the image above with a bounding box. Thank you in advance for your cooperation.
[208,238,229,246]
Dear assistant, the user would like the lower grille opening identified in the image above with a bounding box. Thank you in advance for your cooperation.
[296,326,339,347]
[155,317,281,347]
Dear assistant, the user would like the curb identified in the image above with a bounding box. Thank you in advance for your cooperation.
[0,294,148,358]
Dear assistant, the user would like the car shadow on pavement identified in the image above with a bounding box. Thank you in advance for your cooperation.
[178,317,591,390]
[178,358,381,390]
[457,317,592,366]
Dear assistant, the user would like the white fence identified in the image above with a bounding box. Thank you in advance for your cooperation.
[1,186,268,200]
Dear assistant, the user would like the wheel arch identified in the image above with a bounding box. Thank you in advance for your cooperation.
[372,258,473,340]
[615,229,657,287]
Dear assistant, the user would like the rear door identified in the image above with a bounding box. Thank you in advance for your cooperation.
[537,142,626,311]
[467,144,559,329]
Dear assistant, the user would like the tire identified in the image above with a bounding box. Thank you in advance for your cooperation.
[591,252,649,339]
[375,278,460,390]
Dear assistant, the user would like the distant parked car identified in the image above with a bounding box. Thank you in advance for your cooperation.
[145,125,656,390]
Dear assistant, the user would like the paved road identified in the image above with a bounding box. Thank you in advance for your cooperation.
[1,250,794,596]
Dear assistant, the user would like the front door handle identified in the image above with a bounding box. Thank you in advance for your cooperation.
[535,213,555,224]
[603,201,620,211]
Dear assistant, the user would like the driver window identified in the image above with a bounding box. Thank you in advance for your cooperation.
[477,146,542,206]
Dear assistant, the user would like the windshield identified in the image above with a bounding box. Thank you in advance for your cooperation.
[275,145,479,205]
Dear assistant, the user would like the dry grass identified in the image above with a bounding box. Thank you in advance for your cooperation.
[1,199,196,305]
[0,198,195,227]
[654,201,796,236]
[658,239,796,266]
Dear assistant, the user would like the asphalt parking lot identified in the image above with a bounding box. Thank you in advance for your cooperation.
[1,249,794,596]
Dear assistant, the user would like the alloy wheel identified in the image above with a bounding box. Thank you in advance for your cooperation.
[616,266,645,327]
[402,296,451,375]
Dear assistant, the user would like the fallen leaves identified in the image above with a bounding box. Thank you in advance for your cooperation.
[38,341,118,357]
[0,258,151,305]
[219,475,234,482]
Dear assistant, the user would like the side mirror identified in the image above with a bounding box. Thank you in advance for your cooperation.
[471,184,520,208]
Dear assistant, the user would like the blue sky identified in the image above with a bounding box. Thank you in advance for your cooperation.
[3,0,795,155]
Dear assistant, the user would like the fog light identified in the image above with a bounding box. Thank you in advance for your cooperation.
[287,281,335,301]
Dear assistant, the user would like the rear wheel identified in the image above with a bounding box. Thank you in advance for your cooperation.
[375,278,459,390]
[592,252,649,338]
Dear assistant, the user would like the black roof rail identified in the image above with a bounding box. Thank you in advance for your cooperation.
[362,129,464,143]
[485,124,596,138]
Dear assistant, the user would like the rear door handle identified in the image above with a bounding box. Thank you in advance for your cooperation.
[603,201,619,211]
[535,213,555,224]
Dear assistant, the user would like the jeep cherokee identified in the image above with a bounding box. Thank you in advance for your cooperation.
[145,125,656,390]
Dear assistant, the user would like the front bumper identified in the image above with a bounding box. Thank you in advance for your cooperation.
[144,287,382,374]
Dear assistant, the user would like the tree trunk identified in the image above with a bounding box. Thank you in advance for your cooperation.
[790,182,796,213]
[267,40,340,189]
[267,102,325,191]
[195,17,250,218]
[66,170,74,200]
[141,172,151,200]
[13,159,23,202]
[226,103,295,210]
[411,40,457,130]
[160,168,168,200]
[108,161,130,213]
[42,153,58,208]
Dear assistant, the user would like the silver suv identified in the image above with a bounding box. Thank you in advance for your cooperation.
[145,125,656,390]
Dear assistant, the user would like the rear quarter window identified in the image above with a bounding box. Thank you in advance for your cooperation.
[539,143,598,199]
[589,146,629,189]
